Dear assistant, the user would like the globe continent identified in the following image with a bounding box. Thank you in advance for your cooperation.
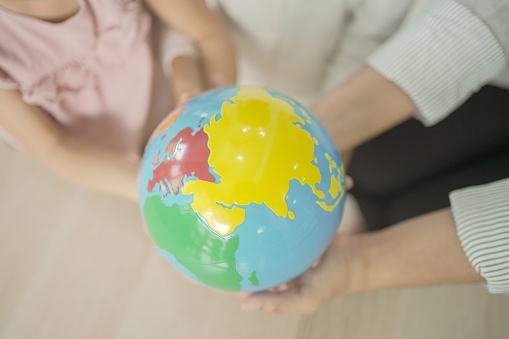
[139,85,345,292]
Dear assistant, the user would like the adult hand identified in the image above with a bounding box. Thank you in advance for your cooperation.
[240,208,485,314]
[241,234,355,314]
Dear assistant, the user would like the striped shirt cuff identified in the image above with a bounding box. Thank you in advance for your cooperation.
[367,0,506,126]
[450,178,509,294]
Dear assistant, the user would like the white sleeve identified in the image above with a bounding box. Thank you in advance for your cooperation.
[450,178,509,294]
[158,0,223,77]
[322,0,414,92]
[366,0,508,126]
[159,21,198,77]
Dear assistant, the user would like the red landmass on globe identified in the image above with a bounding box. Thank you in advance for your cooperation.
[147,127,215,196]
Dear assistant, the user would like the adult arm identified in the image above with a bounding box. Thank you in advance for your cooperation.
[242,208,484,314]
[242,0,509,314]
[311,66,417,155]
[242,179,509,313]
[0,89,139,201]
[313,0,508,153]
[366,0,508,126]
[347,0,509,294]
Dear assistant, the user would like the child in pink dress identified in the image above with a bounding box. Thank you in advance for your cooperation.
[0,0,236,201]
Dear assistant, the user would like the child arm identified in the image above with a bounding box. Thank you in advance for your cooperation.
[158,20,205,105]
[144,0,236,88]
[0,89,139,201]
[171,55,205,105]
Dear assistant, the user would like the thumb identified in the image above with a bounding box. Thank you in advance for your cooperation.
[345,175,354,191]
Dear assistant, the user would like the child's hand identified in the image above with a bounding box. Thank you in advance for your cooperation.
[170,54,235,109]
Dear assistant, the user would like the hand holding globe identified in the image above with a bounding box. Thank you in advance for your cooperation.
[138,85,346,292]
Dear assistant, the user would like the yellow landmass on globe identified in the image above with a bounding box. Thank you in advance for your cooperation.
[181,86,343,236]
[317,153,345,212]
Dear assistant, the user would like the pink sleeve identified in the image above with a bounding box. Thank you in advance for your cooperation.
[0,68,18,90]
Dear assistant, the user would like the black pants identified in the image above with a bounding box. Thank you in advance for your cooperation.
[348,85,509,231]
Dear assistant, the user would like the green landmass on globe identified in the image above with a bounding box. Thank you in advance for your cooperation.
[140,86,345,292]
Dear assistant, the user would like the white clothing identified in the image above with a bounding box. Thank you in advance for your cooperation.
[164,0,415,107]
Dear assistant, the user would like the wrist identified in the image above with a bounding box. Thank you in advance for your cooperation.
[197,35,236,88]
[344,210,485,294]
[171,56,205,97]
[345,230,399,294]
[340,232,374,295]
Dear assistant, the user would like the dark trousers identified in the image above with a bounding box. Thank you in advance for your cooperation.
[348,85,509,231]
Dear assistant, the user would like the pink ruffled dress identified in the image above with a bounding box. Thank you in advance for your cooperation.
[0,0,172,158]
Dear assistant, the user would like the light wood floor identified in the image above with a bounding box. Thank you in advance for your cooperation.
[1,142,508,339]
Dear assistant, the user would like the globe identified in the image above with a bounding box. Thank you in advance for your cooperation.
[138,85,346,292]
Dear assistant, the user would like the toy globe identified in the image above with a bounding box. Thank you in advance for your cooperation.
[138,85,345,292]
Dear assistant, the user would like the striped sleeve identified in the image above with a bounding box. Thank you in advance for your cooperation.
[450,178,509,294]
[366,0,507,126]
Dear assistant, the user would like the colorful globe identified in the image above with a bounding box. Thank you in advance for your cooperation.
[138,85,345,292]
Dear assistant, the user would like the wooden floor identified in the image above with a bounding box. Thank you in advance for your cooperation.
[1,142,508,339]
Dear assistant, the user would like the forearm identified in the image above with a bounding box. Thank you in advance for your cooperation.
[311,67,416,154]
[0,89,139,201]
[145,0,236,88]
[43,136,139,201]
[347,208,484,294]
[366,0,507,126]
[195,25,236,88]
